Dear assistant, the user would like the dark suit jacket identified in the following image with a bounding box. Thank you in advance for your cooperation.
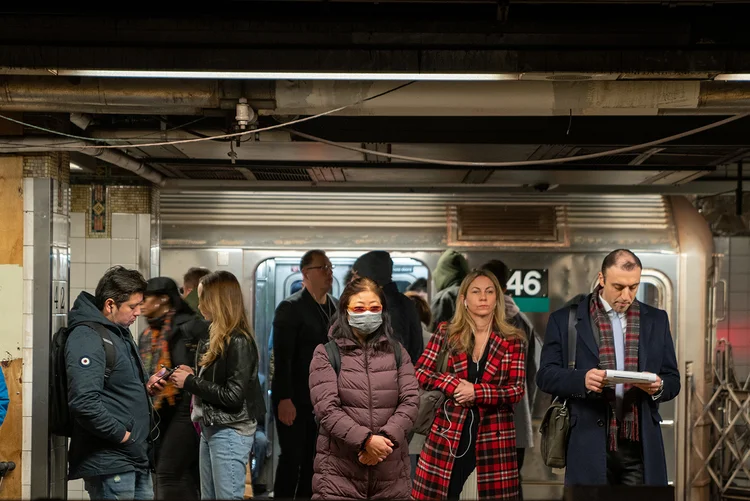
[271,288,336,409]
[383,282,424,365]
[536,295,680,486]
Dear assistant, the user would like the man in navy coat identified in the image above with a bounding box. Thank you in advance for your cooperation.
[537,249,680,486]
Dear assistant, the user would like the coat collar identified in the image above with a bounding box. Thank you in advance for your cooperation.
[574,294,652,364]
[451,330,506,382]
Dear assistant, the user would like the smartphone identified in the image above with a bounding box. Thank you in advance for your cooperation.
[152,365,176,386]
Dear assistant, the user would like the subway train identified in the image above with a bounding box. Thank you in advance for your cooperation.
[159,192,718,501]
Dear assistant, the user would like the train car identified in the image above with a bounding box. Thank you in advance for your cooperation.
[159,192,717,500]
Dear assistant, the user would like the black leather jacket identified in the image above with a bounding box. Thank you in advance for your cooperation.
[183,331,266,427]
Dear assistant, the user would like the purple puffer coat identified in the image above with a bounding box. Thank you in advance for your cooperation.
[309,333,419,500]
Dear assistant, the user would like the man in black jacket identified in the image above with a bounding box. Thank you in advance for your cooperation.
[352,251,424,364]
[65,266,154,500]
[272,250,336,499]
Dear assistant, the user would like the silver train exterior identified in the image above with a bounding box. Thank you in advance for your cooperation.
[159,192,718,501]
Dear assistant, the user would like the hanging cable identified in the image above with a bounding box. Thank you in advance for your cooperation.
[0,81,416,148]
[283,113,750,167]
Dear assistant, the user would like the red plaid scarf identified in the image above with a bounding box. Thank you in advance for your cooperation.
[589,287,640,451]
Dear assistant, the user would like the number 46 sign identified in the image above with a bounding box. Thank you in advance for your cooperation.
[505,269,549,313]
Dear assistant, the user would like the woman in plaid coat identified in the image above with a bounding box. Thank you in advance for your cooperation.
[412,270,527,500]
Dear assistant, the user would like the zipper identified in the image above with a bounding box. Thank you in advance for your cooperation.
[365,346,373,499]
[124,334,155,442]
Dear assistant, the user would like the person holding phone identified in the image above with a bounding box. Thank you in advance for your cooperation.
[169,271,265,500]
[140,277,208,500]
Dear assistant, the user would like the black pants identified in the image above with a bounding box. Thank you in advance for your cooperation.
[154,403,200,500]
[517,448,525,501]
[273,404,317,499]
[606,438,644,486]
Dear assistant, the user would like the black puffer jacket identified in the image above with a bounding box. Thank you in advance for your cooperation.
[183,332,266,427]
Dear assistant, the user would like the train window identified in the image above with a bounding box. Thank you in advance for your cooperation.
[289,280,303,295]
[589,269,670,313]
[393,280,411,293]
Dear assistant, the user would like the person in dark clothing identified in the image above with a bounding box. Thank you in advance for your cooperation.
[272,249,337,499]
[65,266,154,500]
[182,267,210,319]
[352,251,424,364]
[430,250,470,330]
[138,277,208,500]
[406,277,429,303]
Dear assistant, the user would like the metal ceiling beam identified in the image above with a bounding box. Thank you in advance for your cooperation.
[143,158,718,172]
[161,179,745,194]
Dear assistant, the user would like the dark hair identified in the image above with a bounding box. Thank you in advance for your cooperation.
[480,260,511,290]
[300,249,326,270]
[405,291,431,327]
[601,249,643,276]
[331,277,394,347]
[343,269,354,285]
[406,278,428,294]
[95,266,147,310]
[183,267,211,290]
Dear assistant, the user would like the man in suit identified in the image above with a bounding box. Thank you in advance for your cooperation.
[272,250,336,499]
[537,249,680,486]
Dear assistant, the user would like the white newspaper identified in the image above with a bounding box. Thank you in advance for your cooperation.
[605,370,657,385]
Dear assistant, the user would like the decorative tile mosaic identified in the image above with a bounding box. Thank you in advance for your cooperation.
[71,185,153,238]
[90,185,108,237]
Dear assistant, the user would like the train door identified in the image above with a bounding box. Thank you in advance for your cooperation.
[252,255,430,493]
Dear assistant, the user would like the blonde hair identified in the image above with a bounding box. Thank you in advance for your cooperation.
[198,270,253,367]
[447,269,525,354]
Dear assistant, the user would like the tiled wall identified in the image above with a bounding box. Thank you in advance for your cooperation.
[69,212,152,337]
[20,152,71,500]
[715,237,750,382]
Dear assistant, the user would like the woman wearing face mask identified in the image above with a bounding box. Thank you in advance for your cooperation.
[169,271,265,500]
[309,277,420,500]
[412,270,527,501]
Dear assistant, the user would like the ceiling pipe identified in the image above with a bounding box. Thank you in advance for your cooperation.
[4,77,750,116]
[0,137,165,186]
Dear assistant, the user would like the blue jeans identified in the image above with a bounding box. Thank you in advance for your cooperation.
[83,470,153,500]
[252,428,268,484]
[200,425,255,500]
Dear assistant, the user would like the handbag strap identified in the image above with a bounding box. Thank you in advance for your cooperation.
[567,304,577,369]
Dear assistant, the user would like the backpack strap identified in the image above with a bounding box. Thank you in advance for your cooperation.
[389,339,402,369]
[324,340,341,376]
[79,322,116,379]
[567,304,578,369]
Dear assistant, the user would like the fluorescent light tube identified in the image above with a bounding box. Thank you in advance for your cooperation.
[1,68,521,81]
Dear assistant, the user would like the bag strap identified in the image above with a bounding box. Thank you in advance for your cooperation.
[78,321,116,379]
[324,340,341,376]
[389,339,402,369]
[567,304,577,370]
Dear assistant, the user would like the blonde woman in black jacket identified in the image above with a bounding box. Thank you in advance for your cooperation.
[170,271,265,500]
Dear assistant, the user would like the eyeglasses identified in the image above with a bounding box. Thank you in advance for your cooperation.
[306,264,335,272]
[348,305,383,314]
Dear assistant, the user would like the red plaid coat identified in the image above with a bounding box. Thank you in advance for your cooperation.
[411,323,526,500]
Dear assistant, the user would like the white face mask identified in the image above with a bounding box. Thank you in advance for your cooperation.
[348,311,383,335]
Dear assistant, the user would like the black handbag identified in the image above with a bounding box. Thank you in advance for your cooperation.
[411,342,450,436]
[539,304,578,468]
